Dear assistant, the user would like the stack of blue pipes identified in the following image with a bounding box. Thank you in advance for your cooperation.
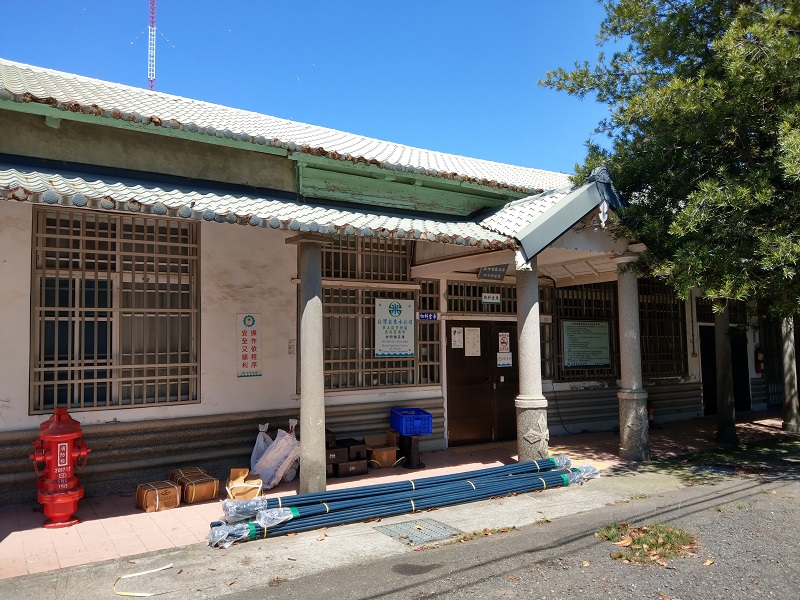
[208,456,598,548]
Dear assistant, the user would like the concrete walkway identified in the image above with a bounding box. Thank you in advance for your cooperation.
[0,413,790,583]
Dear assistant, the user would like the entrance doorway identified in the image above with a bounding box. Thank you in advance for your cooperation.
[699,324,751,415]
[445,321,518,445]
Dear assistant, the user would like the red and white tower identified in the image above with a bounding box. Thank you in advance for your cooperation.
[147,0,157,90]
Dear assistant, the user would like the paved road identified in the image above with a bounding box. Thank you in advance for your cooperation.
[231,474,799,600]
[3,438,799,600]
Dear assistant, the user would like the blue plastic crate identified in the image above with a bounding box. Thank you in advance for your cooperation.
[390,408,432,436]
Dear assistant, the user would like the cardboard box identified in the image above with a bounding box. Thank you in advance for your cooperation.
[176,473,220,504]
[167,466,208,483]
[364,434,400,468]
[136,480,181,512]
[225,468,263,500]
[326,444,349,464]
[387,429,399,447]
[335,460,368,478]
[296,426,337,449]
[338,437,368,461]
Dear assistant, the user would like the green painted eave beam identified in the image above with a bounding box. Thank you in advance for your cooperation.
[297,163,517,215]
[291,153,527,201]
[0,101,288,157]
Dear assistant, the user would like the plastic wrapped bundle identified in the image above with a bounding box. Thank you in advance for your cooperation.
[564,463,601,486]
[220,496,274,523]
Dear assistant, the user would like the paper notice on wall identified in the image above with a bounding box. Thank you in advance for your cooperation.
[465,327,481,357]
[451,327,464,349]
[497,352,512,367]
[237,313,262,377]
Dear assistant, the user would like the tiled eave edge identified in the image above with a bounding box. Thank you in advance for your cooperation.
[0,184,517,251]
[0,90,545,197]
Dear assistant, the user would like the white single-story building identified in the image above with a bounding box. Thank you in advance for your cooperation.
[0,58,786,501]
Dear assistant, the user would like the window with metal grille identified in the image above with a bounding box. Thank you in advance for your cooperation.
[321,236,439,390]
[696,296,747,325]
[539,284,555,380]
[30,207,199,413]
[417,280,440,385]
[446,281,517,314]
[638,278,688,377]
[554,282,620,381]
[324,236,410,282]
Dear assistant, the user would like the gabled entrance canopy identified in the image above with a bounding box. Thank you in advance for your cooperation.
[410,167,629,281]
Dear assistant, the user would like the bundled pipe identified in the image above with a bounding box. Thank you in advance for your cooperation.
[221,456,571,523]
[209,462,599,548]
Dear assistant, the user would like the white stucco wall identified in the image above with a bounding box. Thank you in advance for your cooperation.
[198,223,298,415]
[0,201,33,431]
[0,206,299,431]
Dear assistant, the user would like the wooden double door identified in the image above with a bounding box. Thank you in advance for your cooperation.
[446,321,519,445]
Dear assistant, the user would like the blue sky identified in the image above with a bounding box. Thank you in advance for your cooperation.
[1,1,611,175]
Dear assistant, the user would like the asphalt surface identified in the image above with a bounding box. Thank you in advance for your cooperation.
[248,471,800,600]
[3,438,799,600]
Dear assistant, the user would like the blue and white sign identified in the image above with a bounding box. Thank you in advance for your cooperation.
[375,299,415,357]
[417,311,439,321]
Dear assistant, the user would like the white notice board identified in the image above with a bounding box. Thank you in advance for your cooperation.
[562,320,610,368]
[465,327,481,357]
[375,299,415,357]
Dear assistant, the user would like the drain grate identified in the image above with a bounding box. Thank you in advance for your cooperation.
[374,518,464,546]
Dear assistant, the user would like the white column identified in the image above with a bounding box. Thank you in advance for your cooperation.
[298,241,326,493]
[515,258,549,461]
[614,255,649,461]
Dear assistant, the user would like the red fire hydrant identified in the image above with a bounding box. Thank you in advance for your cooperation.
[30,408,91,528]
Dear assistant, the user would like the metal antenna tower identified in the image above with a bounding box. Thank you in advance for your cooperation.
[147,0,156,90]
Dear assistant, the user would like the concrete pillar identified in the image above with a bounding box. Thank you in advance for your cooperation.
[715,307,738,444]
[298,241,326,493]
[614,255,650,461]
[782,317,800,433]
[515,259,549,461]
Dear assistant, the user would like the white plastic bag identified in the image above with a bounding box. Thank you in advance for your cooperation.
[252,429,300,489]
[249,423,271,472]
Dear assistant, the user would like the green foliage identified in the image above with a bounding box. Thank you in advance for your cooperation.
[541,1,800,317]
[596,522,698,565]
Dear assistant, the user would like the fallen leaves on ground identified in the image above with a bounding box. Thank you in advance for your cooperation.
[613,537,633,547]
[597,523,698,566]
